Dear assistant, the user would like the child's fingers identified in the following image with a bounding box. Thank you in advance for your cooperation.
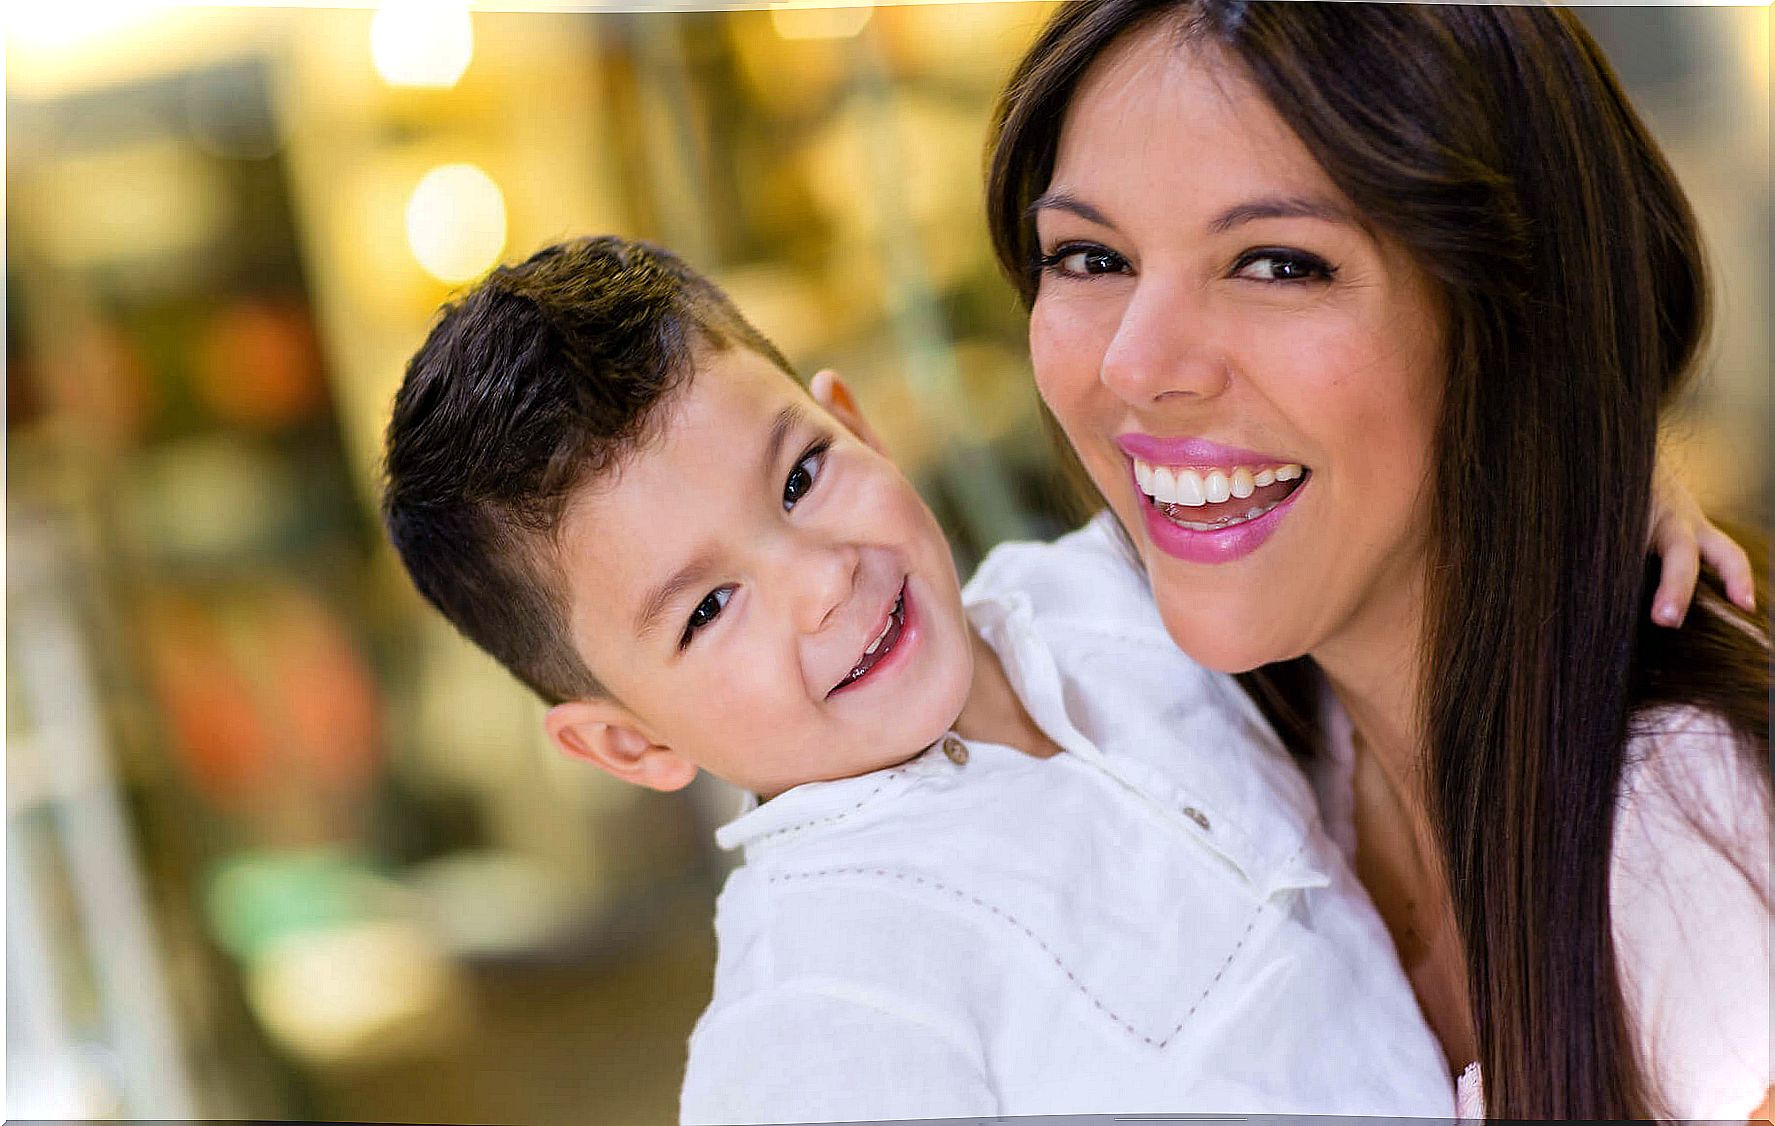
[1649,512,1700,627]
[1697,522,1757,613]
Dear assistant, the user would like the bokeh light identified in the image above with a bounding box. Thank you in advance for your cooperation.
[404,162,506,284]
[769,3,873,42]
[370,0,474,89]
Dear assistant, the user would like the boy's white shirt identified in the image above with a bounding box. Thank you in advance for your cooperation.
[680,512,1455,1124]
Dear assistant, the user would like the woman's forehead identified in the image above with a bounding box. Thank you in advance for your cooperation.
[1071,19,1244,119]
[1052,30,1330,204]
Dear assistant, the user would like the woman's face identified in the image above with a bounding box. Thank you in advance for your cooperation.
[1029,26,1447,674]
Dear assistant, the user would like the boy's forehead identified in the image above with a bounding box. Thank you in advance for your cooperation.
[555,347,816,631]
[581,347,812,498]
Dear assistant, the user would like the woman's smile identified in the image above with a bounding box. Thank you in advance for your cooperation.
[1118,433,1311,557]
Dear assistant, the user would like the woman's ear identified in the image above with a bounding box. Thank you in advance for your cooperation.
[545,700,698,793]
[810,369,886,455]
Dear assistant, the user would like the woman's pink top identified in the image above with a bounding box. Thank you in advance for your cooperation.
[1317,700,1772,1119]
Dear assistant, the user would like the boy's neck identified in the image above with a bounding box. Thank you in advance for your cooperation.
[950,626,1063,759]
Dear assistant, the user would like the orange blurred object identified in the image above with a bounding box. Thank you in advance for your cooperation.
[193,298,328,429]
[145,584,381,837]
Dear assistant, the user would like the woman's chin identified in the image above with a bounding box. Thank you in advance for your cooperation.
[1151,599,1305,675]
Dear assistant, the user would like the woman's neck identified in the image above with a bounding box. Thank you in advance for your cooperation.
[1313,565,1432,805]
[1313,566,1478,1071]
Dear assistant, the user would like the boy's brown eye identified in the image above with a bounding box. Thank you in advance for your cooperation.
[680,587,732,649]
[783,442,829,510]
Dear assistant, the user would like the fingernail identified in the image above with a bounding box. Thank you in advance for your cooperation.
[1654,601,1680,626]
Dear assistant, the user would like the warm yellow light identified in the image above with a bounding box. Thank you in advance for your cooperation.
[370,0,474,89]
[6,0,167,53]
[405,163,506,284]
[769,3,873,41]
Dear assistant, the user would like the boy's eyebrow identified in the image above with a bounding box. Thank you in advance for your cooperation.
[761,402,806,483]
[634,548,718,641]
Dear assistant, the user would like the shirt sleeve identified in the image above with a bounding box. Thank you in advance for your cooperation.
[1610,709,1773,1119]
[679,983,996,1125]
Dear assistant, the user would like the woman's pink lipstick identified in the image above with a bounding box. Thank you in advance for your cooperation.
[1116,435,1309,564]
[1117,433,1282,468]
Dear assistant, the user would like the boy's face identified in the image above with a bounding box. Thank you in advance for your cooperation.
[546,347,974,799]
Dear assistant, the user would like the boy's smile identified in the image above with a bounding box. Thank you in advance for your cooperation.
[544,347,975,799]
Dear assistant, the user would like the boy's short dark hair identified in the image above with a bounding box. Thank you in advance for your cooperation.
[381,235,796,704]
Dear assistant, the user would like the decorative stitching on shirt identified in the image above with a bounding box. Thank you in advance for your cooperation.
[768,864,1268,1048]
[750,772,903,843]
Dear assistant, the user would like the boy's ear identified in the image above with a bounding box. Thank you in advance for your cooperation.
[810,369,885,455]
[545,699,698,793]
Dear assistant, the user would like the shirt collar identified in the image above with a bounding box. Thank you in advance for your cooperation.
[713,741,952,854]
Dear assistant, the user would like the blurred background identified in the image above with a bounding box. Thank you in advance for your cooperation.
[5,2,1768,1121]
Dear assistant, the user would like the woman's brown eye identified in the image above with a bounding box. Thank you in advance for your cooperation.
[1039,244,1128,277]
[1235,250,1334,282]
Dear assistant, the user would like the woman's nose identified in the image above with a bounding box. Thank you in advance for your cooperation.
[1098,278,1231,405]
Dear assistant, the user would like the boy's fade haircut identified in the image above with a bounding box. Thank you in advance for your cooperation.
[381,235,796,704]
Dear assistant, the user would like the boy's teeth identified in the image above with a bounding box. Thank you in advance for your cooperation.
[837,593,908,689]
[864,616,891,655]
[1132,458,1305,508]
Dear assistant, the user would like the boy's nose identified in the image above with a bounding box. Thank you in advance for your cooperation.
[793,541,861,636]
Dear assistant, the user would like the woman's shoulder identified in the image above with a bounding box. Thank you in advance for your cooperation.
[1610,704,1771,1118]
[1618,704,1769,848]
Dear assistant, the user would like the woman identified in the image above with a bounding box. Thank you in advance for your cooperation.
[985,2,1770,1119]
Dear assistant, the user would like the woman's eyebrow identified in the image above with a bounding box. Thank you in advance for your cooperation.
[1208,195,1352,234]
[1026,189,1113,227]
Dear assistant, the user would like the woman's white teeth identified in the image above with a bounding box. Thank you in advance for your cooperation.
[1169,499,1283,531]
[1134,459,1304,507]
[1170,468,1205,506]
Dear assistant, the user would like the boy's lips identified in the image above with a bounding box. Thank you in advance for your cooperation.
[827,581,911,698]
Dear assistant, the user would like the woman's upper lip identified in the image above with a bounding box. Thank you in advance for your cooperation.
[1116,433,1293,467]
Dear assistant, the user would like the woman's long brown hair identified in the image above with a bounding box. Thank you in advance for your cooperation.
[985,3,1771,1117]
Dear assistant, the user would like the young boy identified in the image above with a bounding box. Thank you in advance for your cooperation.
[381,236,1455,1123]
